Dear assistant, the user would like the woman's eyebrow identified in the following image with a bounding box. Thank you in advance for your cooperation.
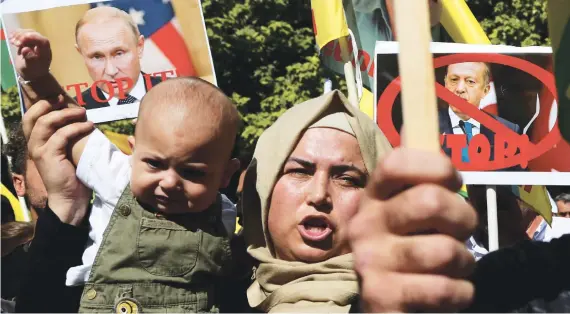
[287,157,315,169]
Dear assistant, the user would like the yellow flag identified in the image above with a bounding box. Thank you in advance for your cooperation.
[515,185,553,225]
[310,0,349,49]
[1,183,27,222]
[440,0,491,44]
[358,88,374,120]
[103,130,132,155]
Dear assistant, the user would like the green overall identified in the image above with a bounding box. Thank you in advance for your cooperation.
[78,185,233,313]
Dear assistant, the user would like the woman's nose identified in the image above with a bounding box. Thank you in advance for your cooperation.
[305,175,332,209]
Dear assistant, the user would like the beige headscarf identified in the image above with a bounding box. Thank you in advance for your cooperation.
[241,90,392,313]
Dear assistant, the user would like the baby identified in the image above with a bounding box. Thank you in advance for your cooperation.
[28,77,241,312]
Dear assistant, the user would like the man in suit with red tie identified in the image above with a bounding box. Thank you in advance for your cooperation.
[438,62,524,171]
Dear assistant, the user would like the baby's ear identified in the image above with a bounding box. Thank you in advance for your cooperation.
[221,158,240,188]
[127,136,135,154]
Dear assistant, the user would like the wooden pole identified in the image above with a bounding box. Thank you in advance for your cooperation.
[393,0,440,151]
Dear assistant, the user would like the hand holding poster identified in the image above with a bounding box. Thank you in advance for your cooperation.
[2,0,216,124]
[375,42,570,185]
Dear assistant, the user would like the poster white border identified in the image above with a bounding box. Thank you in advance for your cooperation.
[373,41,568,185]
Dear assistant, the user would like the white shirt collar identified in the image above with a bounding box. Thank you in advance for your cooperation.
[448,106,481,130]
[101,72,145,106]
[466,236,489,261]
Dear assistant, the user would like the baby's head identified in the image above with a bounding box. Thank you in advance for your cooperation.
[129,77,241,214]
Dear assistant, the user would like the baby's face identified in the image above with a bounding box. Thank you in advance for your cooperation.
[130,119,231,214]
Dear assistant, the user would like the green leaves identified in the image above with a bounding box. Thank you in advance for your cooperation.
[1,86,22,128]
[202,0,344,155]
[466,0,549,46]
[2,0,548,160]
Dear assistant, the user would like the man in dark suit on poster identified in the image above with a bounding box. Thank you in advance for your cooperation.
[439,62,524,171]
[73,6,162,111]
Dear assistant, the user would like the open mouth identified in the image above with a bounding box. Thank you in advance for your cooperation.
[298,216,333,242]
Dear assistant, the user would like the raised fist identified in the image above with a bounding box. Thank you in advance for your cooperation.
[9,29,52,81]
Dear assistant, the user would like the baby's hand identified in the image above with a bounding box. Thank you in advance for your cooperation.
[9,29,52,81]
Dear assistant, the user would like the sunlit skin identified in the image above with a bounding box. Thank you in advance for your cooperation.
[12,159,48,219]
[556,201,570,218]
[128,108,236,214]
[76,18,144,95]
[268,128,368,263]
[444,62,490,121]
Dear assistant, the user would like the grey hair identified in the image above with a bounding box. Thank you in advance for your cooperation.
[555,193,570,203]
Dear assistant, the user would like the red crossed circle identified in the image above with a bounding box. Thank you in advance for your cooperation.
[377,53,561,170]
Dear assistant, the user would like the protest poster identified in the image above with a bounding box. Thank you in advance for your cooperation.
[2,0,216,124]
[374,42,570,185]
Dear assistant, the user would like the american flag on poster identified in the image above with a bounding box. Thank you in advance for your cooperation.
[93,0,196,76]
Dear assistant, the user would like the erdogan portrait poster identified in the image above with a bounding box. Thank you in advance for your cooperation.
[374,42,570,185]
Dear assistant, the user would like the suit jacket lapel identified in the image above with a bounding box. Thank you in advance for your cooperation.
[439,109,453,156]
[480,124,495,147]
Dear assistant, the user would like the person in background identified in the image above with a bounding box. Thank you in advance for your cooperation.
[1,123,49,311]
[464,185,539,261]
[3,123,48,220]
[555,193,570,218]
[1,150,19,224]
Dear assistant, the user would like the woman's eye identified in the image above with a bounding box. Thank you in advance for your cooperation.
[285,168,311,178]
[337,175,365,188]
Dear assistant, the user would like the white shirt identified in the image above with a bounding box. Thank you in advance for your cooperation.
[65,129,237,286]
[465,236,489,261]
[465,221,567,261]
[448,107,481,137]
[100,73,146,106]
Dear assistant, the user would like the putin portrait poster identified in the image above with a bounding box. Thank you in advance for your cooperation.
[2,0,216,123]
[374,42,570,185]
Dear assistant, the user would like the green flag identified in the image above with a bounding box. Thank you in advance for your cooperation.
[1,19,17,91]
[548,1,570,142]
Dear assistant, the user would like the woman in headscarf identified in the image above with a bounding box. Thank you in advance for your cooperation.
[240,90,392,312]
[18,89,477,313]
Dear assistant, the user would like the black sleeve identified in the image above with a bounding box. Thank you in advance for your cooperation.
[16,205,89,313]
[216,234,255,313]
[464,234,570,312]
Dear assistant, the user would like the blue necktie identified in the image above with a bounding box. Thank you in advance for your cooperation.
[460,121,473,162]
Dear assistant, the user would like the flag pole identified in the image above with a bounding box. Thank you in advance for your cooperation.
[486,185,499,251]
[339,37,359,107]
[393,0,439,151]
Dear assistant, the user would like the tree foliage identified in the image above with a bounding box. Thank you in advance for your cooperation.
[2,0,550,157]
[466,0,549,46]
[202,0,344,156]
[1,87,21,129]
